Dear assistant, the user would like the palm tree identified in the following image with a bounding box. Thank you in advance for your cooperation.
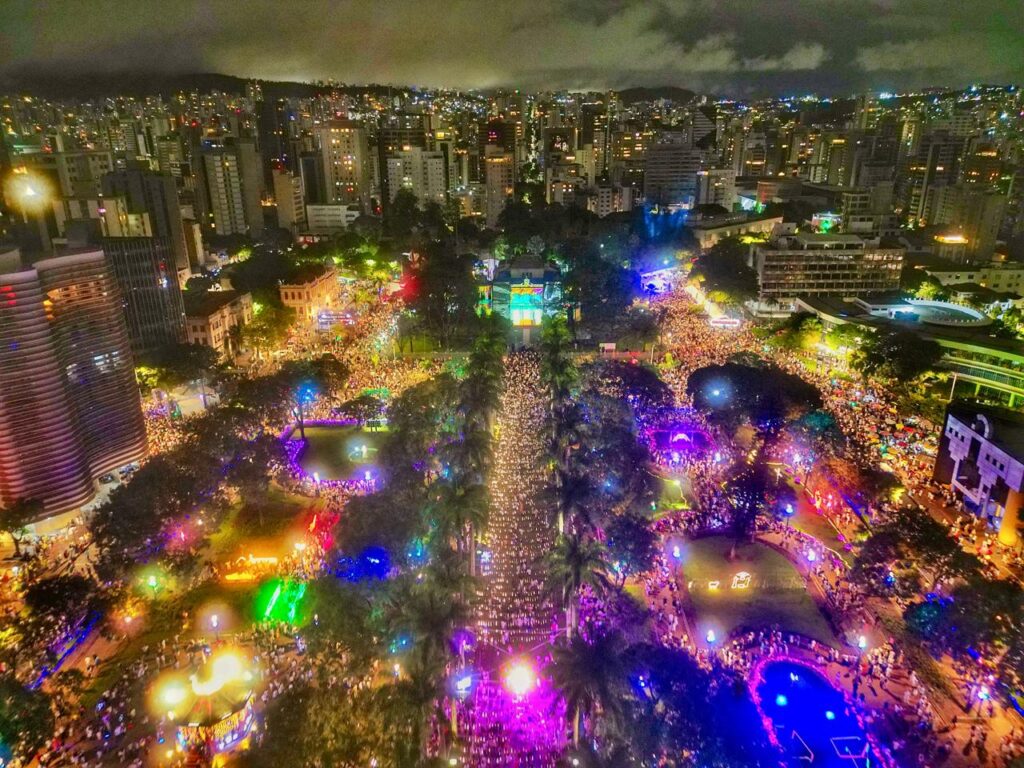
[548,400,586,475]
[550,631,627,746]
[539,315,578,426]
[432,481,489,575]
[382,644,448,764]
[545,534,610,639]
[386,581,470,663]
[549,468,595,535]
[446,427,493,486]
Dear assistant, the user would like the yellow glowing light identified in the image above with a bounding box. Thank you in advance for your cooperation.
[162,683,187,707]
[935,233,968,244]
[5,170,52,212]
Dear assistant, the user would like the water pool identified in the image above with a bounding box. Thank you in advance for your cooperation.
[753,659,889,768]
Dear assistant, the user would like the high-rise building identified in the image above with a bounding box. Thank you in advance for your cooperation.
[385,147,446,207]
[478,120,517,179]
[256,97,293,184]
[102,237,187,356]
[0,247,147,519]
[897,130,962,223]
[927,185,1008,262]
[696,168,737,210]
[298,151,326,206]
[588,183,633,218]
[315,120,370,209]
[484,146,516,228]
[55,150,115,197]
[272,169,306,232]
[197,138,264,236]
[644,134,706,207]
[101,168,191,273]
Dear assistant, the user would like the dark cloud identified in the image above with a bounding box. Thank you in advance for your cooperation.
[0,0,1020,95]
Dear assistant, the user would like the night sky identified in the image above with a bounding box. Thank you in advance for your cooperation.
[1,0,1021,96]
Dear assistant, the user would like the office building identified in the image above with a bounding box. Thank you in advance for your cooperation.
[754,232,903,309]
[385,147,446,207]
[102,237,187,356]
[0,247,146,519]
[184,290,253,359]
[588,183,633,218]
[55,150,115,197]
[696,169,737,210]
[839,184,898,238]
[643,134,706,208]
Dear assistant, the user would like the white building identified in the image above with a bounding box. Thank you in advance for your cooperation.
[925,263,1024,296]
[305,204,360,233]
[385,147,446,206]
[588,183,633,217]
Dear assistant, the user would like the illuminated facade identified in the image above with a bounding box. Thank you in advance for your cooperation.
[279,264,338,323]
[489,258,563,344]
[0,247,147,519]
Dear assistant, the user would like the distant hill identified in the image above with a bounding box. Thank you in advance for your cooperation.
[0,69,701,105]
[618,86,696,105]
[0,69,404,100]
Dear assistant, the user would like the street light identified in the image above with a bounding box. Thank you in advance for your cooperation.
[5,171,52,253]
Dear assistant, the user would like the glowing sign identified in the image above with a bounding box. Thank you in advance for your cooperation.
[731,571,752,589]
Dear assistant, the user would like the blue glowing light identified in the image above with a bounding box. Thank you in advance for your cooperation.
[825,710,836,720]
[775,694,788,707]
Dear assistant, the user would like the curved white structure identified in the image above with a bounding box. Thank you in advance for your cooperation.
[0,248,147,519]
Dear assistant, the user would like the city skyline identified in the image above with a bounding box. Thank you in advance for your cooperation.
[2,0,1022,97]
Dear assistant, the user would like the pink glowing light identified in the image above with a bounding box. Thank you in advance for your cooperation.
[503,659,536,698]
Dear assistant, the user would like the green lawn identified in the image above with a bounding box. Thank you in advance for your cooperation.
[681,535,839,648]
[292,425,380,481]
[208,485,311,554]
[655,474,693,516]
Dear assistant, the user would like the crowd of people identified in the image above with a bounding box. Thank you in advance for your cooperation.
[645,288,1024,767]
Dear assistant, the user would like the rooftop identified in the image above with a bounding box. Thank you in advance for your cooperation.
[184,289,246,317]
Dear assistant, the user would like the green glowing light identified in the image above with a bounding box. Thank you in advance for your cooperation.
[262,583,282,620]
[255,578,309,626]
